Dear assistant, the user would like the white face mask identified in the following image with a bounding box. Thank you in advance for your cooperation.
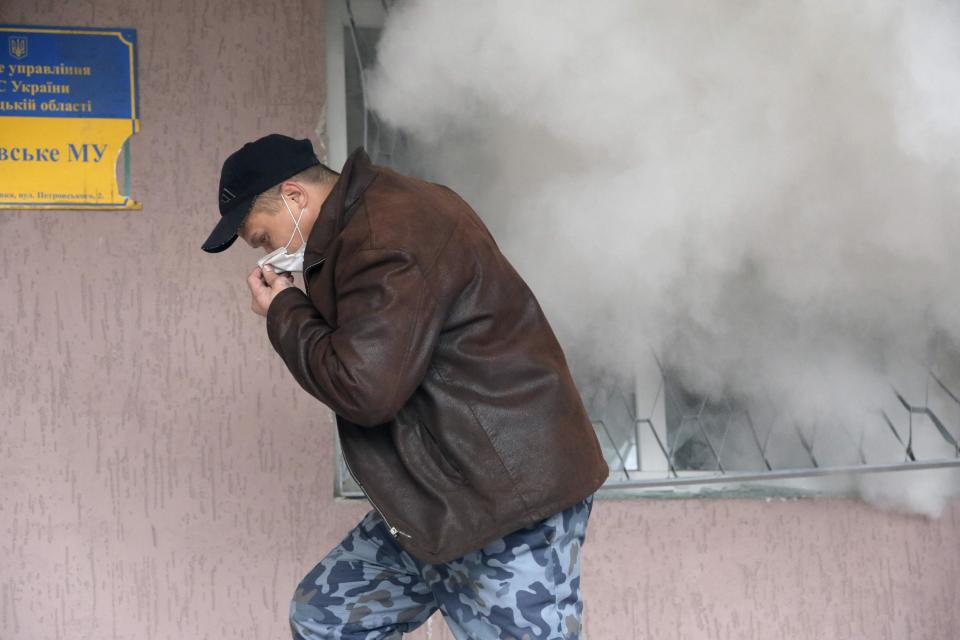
[257,194,306,274]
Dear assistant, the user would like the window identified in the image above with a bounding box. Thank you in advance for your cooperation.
[324,0,960,499]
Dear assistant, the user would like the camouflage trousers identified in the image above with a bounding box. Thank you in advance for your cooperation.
[289,494,595,639]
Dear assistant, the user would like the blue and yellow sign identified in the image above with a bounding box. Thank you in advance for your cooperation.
[0,25,140,209]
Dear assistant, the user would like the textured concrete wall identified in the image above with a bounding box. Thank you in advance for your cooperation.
[584,498,959,640]
[0,1,347,638]
[1,2,958,640]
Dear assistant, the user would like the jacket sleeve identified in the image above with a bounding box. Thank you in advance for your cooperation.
[265,248,443,427]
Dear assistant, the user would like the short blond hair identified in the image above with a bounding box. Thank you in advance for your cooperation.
[249,163,338,215]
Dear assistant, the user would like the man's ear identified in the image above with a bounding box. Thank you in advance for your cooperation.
[279,181,307,209]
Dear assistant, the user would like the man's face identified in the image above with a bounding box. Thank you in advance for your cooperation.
[237,206,290,254]
[237,187,310,255]
[237,180,330,258]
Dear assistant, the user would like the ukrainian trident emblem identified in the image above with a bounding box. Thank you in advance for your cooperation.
[8,36,27,60]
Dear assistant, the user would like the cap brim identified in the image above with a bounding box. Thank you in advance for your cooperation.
[201,196,254,253]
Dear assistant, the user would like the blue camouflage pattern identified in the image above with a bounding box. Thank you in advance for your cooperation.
[289,494,595,639]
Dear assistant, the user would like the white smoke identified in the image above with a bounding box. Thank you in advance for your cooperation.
[366,0,960,513]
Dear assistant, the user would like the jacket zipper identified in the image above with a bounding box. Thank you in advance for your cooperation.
[312,251,413,540]
[341,446,413,540]
[309,253,410,540]
[306,183,409,537]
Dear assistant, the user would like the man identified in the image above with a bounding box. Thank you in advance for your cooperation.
[202,133,609,639]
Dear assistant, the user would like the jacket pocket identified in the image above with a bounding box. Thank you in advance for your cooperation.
[414,419,469,487]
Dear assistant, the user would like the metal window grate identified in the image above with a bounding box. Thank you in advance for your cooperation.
[586,352,960,492]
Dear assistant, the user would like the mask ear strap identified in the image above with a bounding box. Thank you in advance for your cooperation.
[294,207,306,246]
[281,193,307,248]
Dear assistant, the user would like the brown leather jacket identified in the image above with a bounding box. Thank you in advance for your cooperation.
[266,148,608,563]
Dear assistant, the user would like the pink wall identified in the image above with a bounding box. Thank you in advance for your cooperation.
[583,498,958,640]
[0,2,957,639]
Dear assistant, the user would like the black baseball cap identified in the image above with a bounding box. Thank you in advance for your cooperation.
[201,133,321,253]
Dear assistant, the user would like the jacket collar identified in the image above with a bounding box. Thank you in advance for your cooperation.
[303,147,378,272]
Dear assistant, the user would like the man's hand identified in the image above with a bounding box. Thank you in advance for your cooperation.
[247,265,294,317]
